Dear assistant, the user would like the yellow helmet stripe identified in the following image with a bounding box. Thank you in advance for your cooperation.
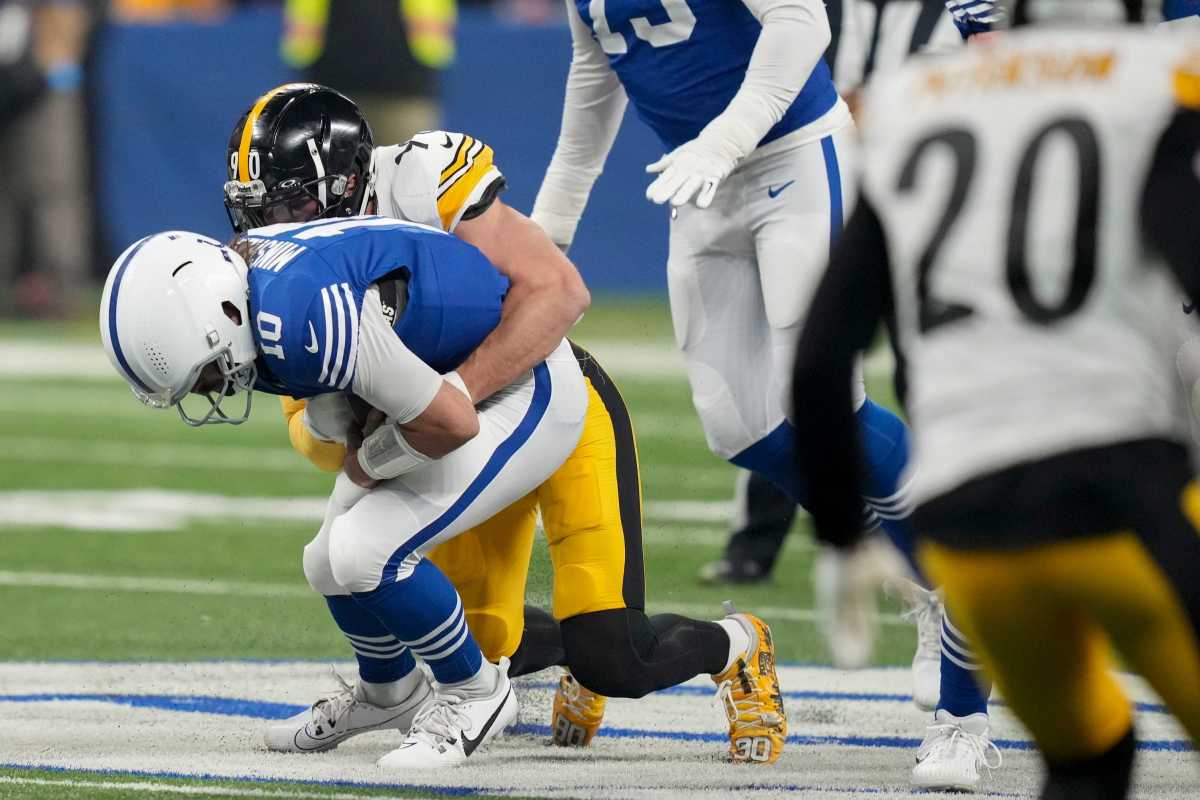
[237,85,291,182]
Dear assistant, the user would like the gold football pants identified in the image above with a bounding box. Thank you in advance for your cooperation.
[430,346,644,661]
[920,518,1200,762]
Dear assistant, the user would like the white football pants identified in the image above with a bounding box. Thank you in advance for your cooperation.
[667,126,865,460]
[304,339,587,595]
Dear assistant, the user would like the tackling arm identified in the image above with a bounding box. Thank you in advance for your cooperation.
[453,199,591,403]
[530,0,629,249]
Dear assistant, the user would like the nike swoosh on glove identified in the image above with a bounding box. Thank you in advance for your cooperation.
[645,138,739,209]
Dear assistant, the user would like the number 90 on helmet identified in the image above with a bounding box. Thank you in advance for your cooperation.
[223,83,374,233]
[99,232,258,426]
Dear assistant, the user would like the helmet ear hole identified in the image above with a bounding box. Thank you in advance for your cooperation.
[221,301,243,326]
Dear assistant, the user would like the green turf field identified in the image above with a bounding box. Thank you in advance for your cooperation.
[0,298,911,666]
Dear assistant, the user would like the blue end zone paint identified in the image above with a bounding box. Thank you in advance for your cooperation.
[0,762,482,797]
[1,693,1190,752]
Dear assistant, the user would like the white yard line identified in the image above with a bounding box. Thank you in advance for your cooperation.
[0,569,899,624]
[0,489,742,533]
[0,339,895,383]
[0,776,384,800]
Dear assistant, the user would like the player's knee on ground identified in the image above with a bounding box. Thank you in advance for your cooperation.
[327,513,387,594]
[302,535,344,596]
[561,609,662,698]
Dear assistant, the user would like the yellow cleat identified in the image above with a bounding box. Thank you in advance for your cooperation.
[551,670,607,747]
[714,604,788,764]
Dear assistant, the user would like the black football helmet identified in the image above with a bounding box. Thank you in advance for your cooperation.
[224,83,374,232]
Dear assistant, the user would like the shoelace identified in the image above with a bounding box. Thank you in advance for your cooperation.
[919,722,1003,773]
[715,679,783,731]
[407,694,472,746]
[902,592,943,658]
[309,669,358,733]
[559,676,601,719]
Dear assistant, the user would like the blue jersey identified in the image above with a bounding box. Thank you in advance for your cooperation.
[245,217,509,398]
[574,0,838,150]
[1165,0,1200,19]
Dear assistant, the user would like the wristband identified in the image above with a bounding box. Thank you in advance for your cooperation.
[357,423,431,480]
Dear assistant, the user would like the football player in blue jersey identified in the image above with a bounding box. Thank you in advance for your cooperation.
[98,218,789,767]
[531,0,917,627]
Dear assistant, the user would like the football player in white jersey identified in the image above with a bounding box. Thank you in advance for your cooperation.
[220,84,788,763]
[793,1,1200,797]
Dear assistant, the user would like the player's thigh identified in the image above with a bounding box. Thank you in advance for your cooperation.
[1094,501,1200,744]
[667,199,775,457]
[920,540,1133,761]
[538,351,645,619]
[752,132,855,334]
[328,345,586,592]
[428,492,539,661]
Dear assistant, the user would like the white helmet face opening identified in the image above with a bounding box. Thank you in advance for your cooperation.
[100,231,258,426]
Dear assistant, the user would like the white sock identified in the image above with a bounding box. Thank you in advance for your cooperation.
[358,666,426,708]
[716,618,751,674]
[438,659,500,700]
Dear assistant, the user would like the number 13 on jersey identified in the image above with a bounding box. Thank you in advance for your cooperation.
[589,0,696,53]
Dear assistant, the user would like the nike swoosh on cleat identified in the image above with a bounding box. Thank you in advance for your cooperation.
[305,322,319,353]
[461,686,512,757]
[767,181,795,199]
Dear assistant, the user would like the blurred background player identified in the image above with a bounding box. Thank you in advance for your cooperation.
[531,0,916,668]
[793,1,1200,798]
[280,0,453,144]
[221,83,788,763]
[0,0,96,318]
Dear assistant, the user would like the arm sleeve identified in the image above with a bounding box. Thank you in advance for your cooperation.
[280,396,347,473]
[1142,71,1200,301]
[792,196,894,549]
[530,0,628,248]
[350,286,443,424]
[691,0,831,162]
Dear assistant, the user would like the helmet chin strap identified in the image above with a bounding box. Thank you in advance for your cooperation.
[307,137,328,209]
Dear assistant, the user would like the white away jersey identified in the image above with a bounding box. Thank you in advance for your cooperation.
[371,130,506,233]
[860,28,1200,504]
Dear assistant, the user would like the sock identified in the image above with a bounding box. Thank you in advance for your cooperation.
[352,556,484,685]
[325,594,416,684]
[728,421,809,506]
[439,658,500,700]
[855,398,920,576]
[359,668,426,707]
[936,610,991,718]
[715,618,751,673]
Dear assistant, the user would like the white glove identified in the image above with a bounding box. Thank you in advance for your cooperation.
[813,538,908,669]
[302,393,356,445]
[645,137,740,209]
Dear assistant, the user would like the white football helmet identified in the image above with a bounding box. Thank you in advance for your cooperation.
[99,231,258,426]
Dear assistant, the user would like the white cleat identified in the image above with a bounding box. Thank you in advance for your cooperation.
[911,710,1002,792]
[262,670,432,753]
[898,580,943,711]
[377,658,519,769]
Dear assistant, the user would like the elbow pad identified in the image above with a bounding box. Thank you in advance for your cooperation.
[357,422,432,481]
